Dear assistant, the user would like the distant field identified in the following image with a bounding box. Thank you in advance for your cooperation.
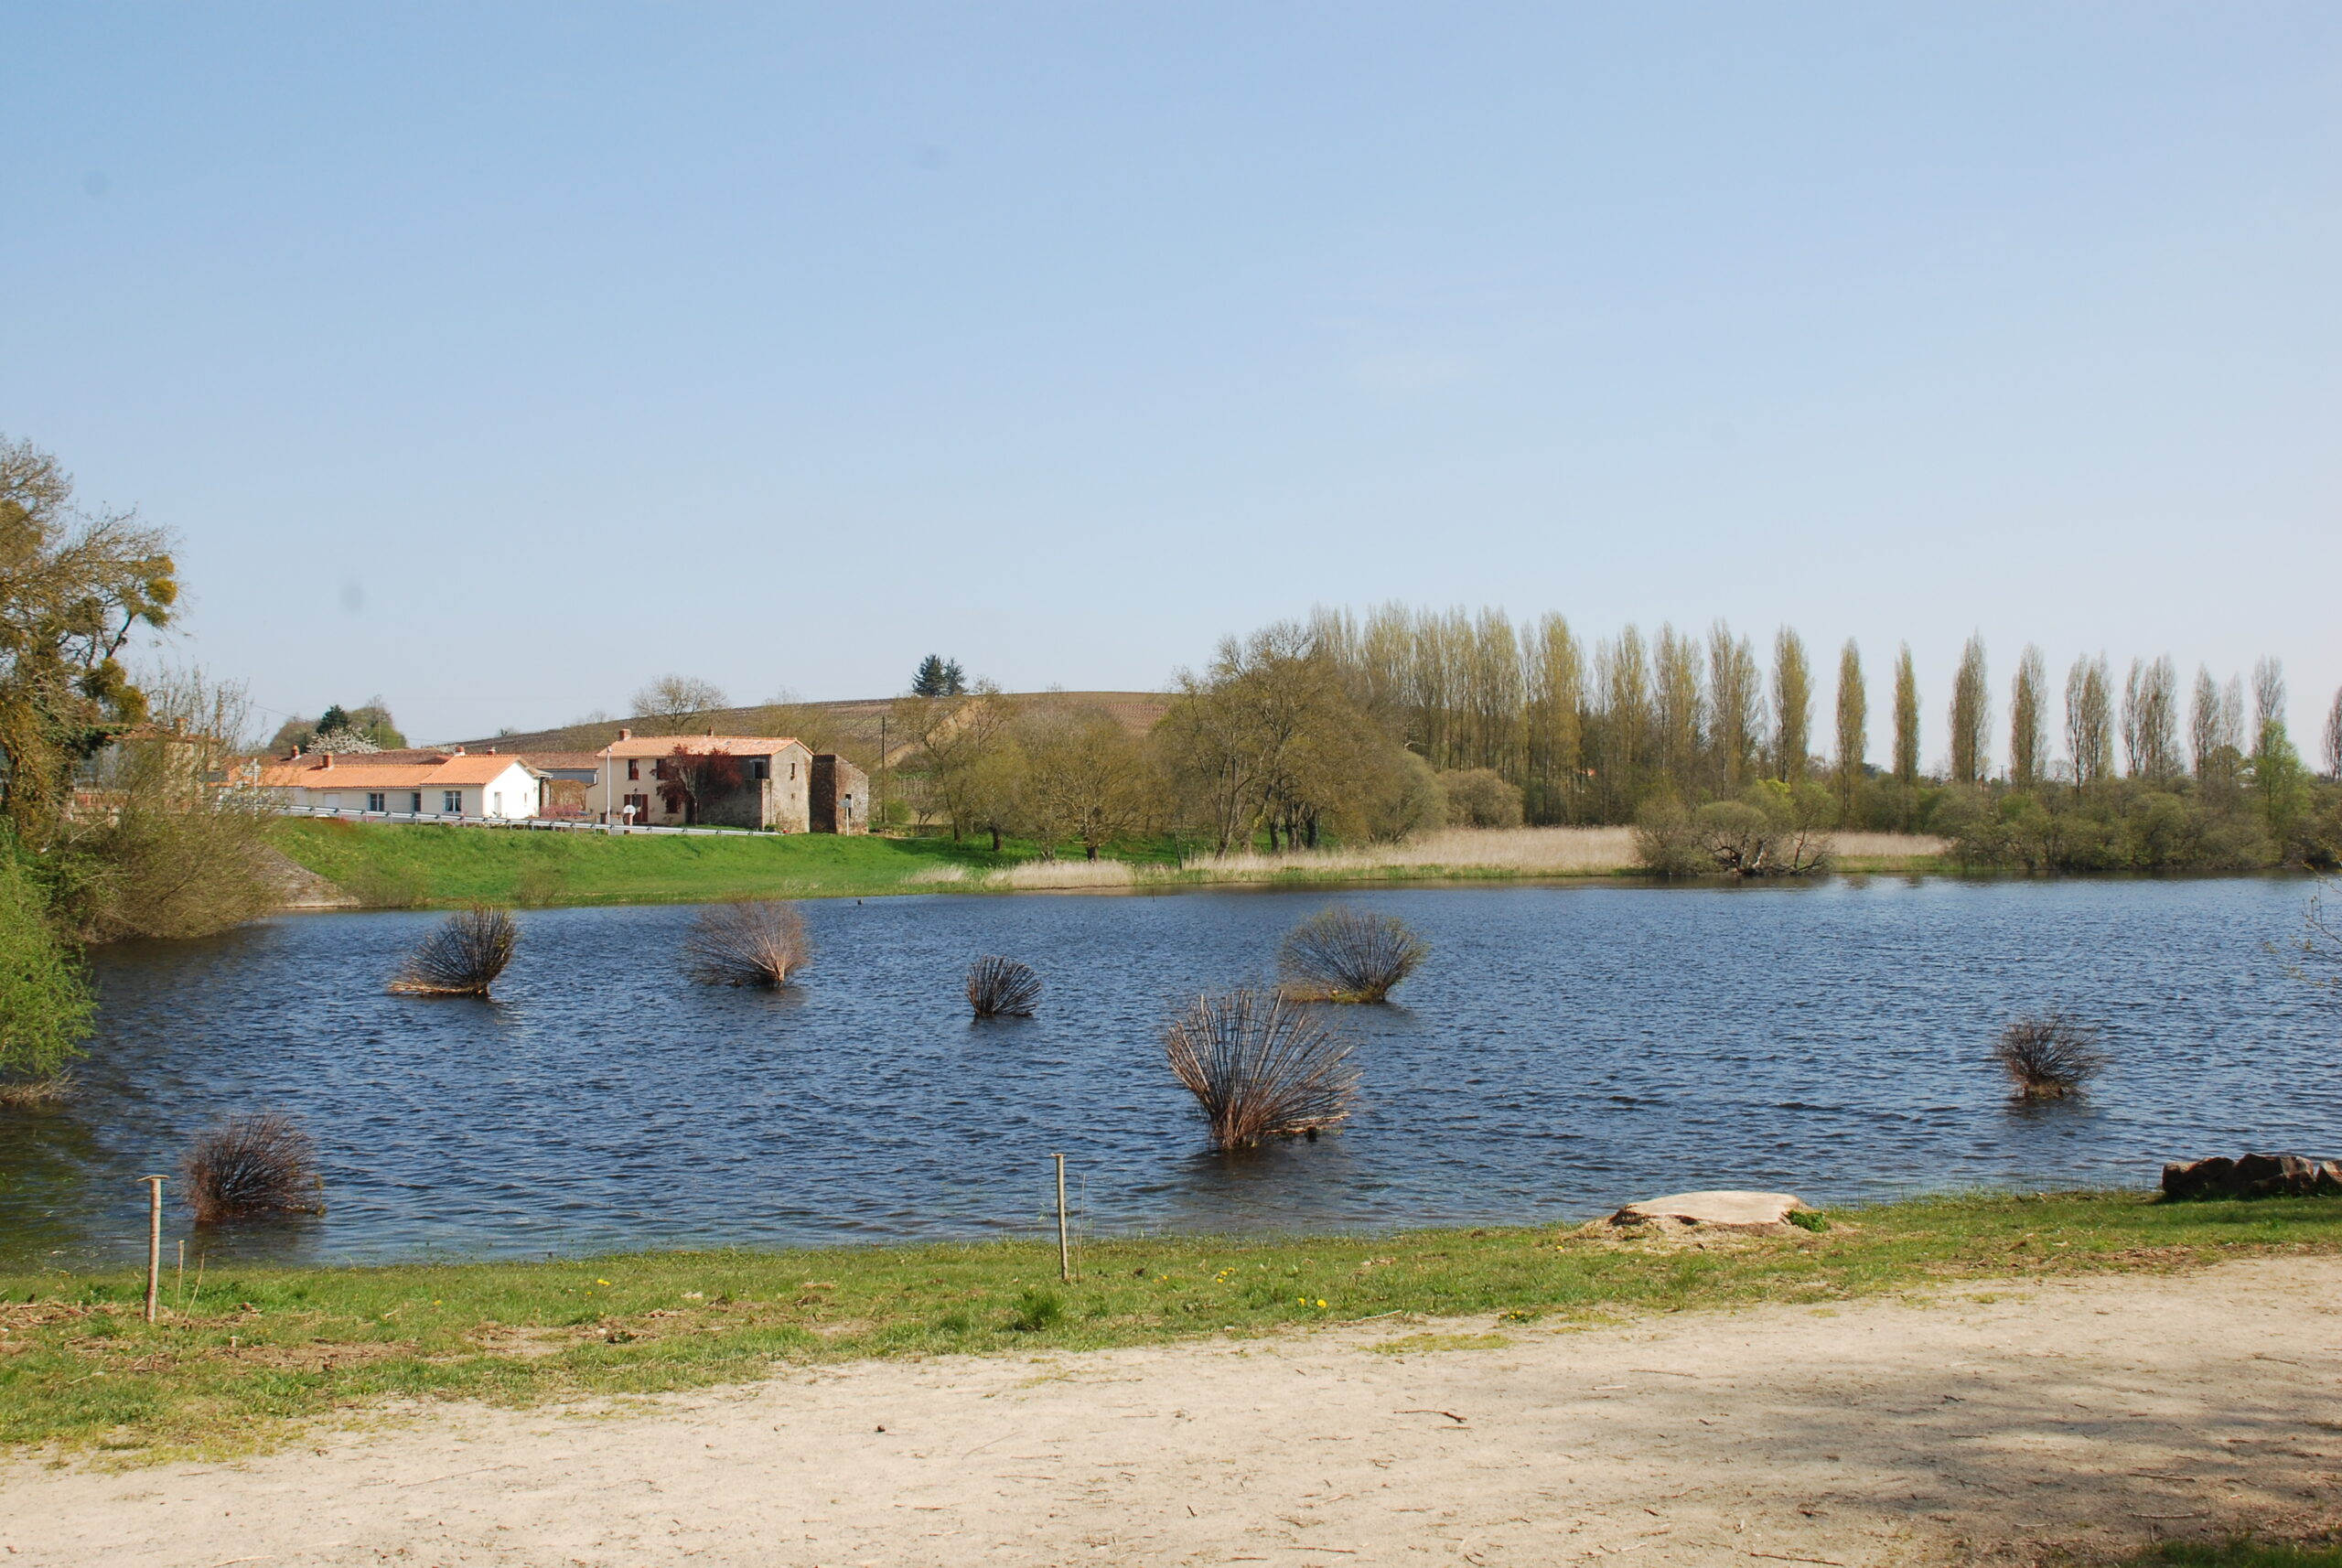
[268,820,1946,909]
[440,690,1175,760]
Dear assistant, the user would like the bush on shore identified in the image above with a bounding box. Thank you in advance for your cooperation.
[0,842,94,1099]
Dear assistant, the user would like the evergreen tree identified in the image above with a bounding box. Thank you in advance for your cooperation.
[911,655,951,697]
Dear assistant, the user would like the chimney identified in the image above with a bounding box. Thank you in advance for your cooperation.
[320,752,333,770]
[486,746,497,755]
[618,727,632,742]
[450,746,465,756]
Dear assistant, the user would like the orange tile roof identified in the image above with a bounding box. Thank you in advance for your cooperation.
[256,755,539,789]
[598,735,807,760]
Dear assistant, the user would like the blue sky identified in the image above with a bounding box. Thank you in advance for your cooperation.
[5,4,2337,756]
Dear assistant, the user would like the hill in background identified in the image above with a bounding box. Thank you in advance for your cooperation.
[439,692,1173,767]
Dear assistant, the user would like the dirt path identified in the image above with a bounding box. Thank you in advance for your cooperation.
[6,1256,2339,1567]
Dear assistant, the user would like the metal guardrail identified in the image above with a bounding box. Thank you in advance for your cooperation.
[271,805,768,836]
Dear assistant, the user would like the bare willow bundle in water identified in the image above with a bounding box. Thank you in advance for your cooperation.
[966,955,1041,1018]
[1163,987,1359,1150]
[1993,1013,2109,1098]
[389,903,518,996]
[182,1111,324,1224]
[684,899,810,987]
[1277,906,1428,1004]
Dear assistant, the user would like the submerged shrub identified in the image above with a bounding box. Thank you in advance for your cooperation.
[1278,906,1427,1004]
[966,955,1041,1017]
[1993,1013,2110,1098]
[1163,987,1359,1149]
[182,1111,324,1224]
[390,903,518,996]
[0,849,92,1098]
[683,899,809,987]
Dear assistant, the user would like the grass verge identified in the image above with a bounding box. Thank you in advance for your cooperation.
[268,819,1944,909]
[1,1190,2334,1461]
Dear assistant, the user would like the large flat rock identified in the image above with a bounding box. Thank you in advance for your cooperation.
[1608,1189,1812,1234]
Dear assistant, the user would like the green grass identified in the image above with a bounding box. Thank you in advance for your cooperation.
[3,1190,2335,1460]
[269,818,1173,907]
[2128,1545,2342,1567]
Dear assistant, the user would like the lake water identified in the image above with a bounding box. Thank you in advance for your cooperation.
[3,877,2334,1269]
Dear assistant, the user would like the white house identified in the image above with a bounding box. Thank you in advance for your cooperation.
[257,748,545,820]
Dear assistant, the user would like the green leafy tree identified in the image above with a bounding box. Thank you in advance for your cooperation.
[1892,644,1920,792]
[0,840,92,1094]
[1833,639,1865,817]
[1949,634,1991,787]
[0,436,177,844]
[1770,628,1811,783]
[2009,645,2047,791]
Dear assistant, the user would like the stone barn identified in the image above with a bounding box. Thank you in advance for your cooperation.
[810,754,869,834]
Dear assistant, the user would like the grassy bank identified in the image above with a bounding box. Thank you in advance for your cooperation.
[268,819,1947,909]
[1,1191,2333,1459]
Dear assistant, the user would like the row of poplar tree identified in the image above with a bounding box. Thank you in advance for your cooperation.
[1306,605,2340,829]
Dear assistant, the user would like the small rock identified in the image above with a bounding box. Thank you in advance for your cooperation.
[1606,1190,1814,1235]
[2162,1153,2342,1201]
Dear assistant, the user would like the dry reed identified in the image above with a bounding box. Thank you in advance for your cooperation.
[1279,906,1428,1003]
[1163,987,1359,1149]
[684,899,811,986]
[966,955,1042,1017]
[181,1111,324,1224]
[389,903,518,996]
[1993,1014,2109,1098]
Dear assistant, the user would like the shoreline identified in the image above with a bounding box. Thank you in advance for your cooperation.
[261,819,1970,912]
[5,1189,2337,1461]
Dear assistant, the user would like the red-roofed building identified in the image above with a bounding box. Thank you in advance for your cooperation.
[256,748,546,820]
[594,729,814,831]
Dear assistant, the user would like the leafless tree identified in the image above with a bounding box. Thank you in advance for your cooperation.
[390,904,518,996]
[1993,1015,2109,1099]
[2064,654,2112,790]
[2121,656,2180,781]
[1278,907,1428,1003]
[182,1112,324,1224]
[2325,687,2342,781]
[1163,987,1359,1149]
[684,900,809,987]
[966,956,1041,1017]
[1709,622,1765,791]
[630,673,729,736]
[2252,657,2287,759]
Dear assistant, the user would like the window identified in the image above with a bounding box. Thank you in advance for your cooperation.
[492,791,503,815]
[627,759,639,780]
[409,791,424,812]
[367,792,386,812]
[789,761,797,780]
[443,789,463,814]
[750,757,768,781]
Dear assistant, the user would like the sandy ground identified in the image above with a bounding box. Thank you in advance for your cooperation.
[5,1256,2339,1568]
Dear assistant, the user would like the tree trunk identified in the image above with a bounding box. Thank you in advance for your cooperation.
[989,825,1002,852]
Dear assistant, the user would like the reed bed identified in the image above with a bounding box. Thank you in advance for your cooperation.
[684,899,811,987]
[388,903,518,996]
[181,1112,324,1225]
[966,955,1042,1017]
[985,858,1140,890]
[1163,987,1359,1149]
[1993,1013,2110,1098]
[1194,826,1639,876]
[1279,906,1428,1003]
